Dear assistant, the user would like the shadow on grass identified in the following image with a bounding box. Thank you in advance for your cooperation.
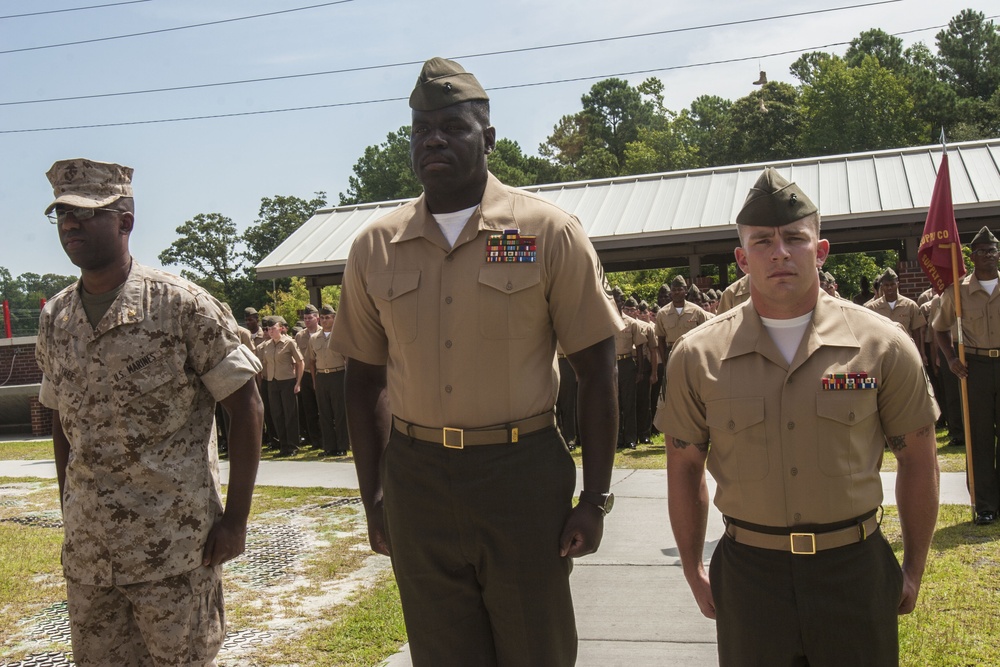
[885,513,999,552]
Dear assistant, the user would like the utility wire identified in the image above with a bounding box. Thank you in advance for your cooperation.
[0,0,355,55]
[0,1,152,20]
[4,12,992,135]
[0,0,901,106]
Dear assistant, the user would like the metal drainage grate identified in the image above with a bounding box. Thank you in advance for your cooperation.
[1,512,63,530]
[265,496,363,518]
[229,523,309,587]
[3,651,74,667]
[25,601,72,644]
[220,627,274,651]
[318,497,363,509]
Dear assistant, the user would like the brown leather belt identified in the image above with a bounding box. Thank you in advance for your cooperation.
[315,367,344,373]
[725,514,880,554]
[616,353,633,361]
[392,412,555,449]
[966,347,1000,358]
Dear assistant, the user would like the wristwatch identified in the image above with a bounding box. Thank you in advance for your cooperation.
[579,490,615,516]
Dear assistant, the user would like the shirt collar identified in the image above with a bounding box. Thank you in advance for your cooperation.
[391,173,514,250]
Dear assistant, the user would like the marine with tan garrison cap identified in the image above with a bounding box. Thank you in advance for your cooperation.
[332,57,621,665]
[659,166,940,666]
[36,158,264,666]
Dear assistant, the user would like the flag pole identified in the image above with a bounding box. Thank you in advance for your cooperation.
[949,242,977,519]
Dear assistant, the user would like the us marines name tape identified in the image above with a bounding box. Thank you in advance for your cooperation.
[486,229,536,263]
[821,372,877,390]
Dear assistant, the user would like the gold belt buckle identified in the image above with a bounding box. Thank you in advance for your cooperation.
[990,349,999,358]
[443,427,464,449]
[790,532,816,555]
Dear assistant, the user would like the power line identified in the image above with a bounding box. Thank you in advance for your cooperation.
[4,12,992,135]
[0,0,355,55]
[0,0,152,20]
[0,0,901,106]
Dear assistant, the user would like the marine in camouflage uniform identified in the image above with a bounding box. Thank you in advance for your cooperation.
[36,158,264,666]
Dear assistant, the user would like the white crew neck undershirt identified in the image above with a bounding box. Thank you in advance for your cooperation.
[887,300,897,310]
[981,278,999,295]
[433,204,480,248]
[760,311,813,365]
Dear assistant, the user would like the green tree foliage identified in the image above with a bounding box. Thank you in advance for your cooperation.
[728,82,803,163]
[845,29,906,73]
[339,127,421,205]
[799,56,926,155]
[687,95,735,167]
[243,193,328,265]
[159,213,242,298]
[823,250,898,300]
[0,267,76,336]
[936,10,1000,102]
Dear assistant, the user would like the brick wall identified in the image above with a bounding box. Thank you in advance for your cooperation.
[0,337,42,386]
[897,260,931,301]
[30,396,52,437]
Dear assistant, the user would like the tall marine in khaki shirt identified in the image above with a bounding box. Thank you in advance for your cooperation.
[331,57,621,666]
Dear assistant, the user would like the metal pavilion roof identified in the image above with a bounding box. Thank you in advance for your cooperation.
[256,138,1000,282]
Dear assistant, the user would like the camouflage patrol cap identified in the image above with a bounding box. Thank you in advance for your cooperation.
[970,226,999,247]
[880,268,898,282]
[736,167,817,227]
[303,304,319,315]
[45,158,134,215]
[670,275,687,288]
[409,57,489,111]
[320,304,336,315]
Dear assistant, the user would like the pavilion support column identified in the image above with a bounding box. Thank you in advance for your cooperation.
[901,235,918,262]
[688,256,701,280]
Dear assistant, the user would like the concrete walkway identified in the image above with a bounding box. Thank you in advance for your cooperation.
[0,457,972,667]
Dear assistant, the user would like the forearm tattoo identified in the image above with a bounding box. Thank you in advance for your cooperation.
[672,438,709,453]
[888,424,933,453]
[887,434,907,452]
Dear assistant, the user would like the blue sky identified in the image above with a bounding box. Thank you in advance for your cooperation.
[1,0,989,279]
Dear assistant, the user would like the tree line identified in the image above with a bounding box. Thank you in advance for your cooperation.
[6,9,997,333]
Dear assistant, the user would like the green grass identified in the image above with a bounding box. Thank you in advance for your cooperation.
[263,572,406,667]
[884,505,1000,667]
[0,440,53,460]
[880,428,970,473]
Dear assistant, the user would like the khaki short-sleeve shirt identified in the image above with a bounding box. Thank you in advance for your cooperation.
[658,291,938,527]
[263,335,303,381]
[932,273,1000,348]
[295,328,317,372]
[865,295,927,332]
[717,275,751,314]
[310,330,346,370]
[36,262,261,586]
[615,314,649,356]
[331,173,621,428]
[654,301,712,345]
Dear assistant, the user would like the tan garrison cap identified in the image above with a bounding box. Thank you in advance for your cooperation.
[320,304,336,315]
[736,167,817,227]
[409,57,489,111]
[880,268,898,282]
[303,304,319,315]
[670,275,687,288]
[45,158,133,215]
[970,226,999,246]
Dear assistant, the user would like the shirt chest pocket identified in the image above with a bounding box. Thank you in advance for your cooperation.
[113,356,189,436]
[478,265,544,340]
[815,390,879,477]
[367,271,421,344]
[705,397,768,481]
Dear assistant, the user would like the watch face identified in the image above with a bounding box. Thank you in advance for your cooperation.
[604,493,615,515]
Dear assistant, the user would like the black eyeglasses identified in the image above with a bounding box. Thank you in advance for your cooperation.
[972,248,999,257]
[47,206,121,224]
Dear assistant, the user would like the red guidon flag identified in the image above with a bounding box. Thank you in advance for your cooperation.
[918,153,965,293]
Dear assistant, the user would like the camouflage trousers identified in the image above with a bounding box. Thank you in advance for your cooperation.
[66,565,225,667]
